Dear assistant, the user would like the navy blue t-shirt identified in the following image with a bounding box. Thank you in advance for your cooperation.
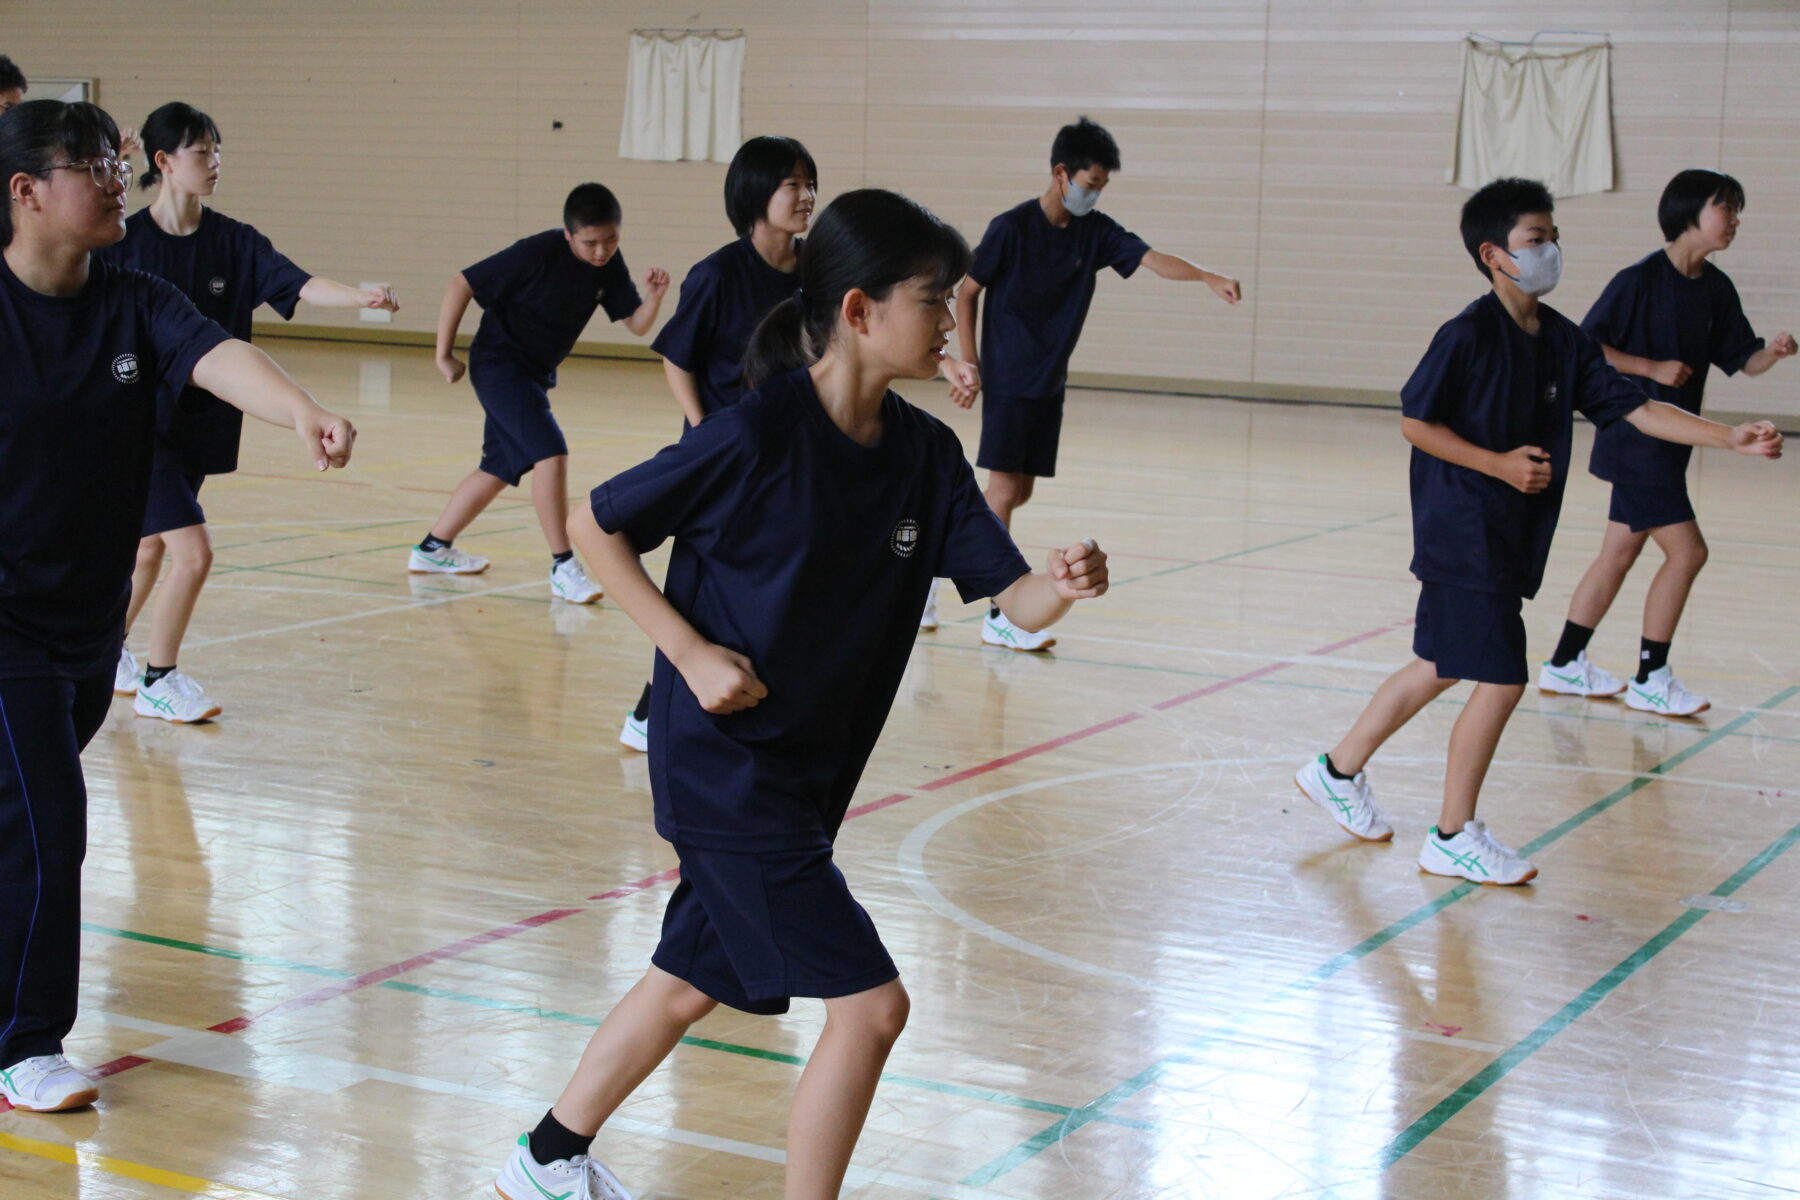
[651,237,800,418]
[592,367,1032,852]
[464,230,642,385]
[0,254,231,679]
[96,207,311,474]
[1582,250,1764,486]
[1401,293,1646,600]
[970,199,1150,399]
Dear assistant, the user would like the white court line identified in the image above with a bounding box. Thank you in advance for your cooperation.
[208,583,418,603]
[1069,631,1398,672]
[92,1012,1027,1200]
[184,579,548,649]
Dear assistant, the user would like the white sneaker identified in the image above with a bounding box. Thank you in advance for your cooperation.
[1418,820,1537,885]
[919,589,939,632]
[0,1054,98,1112]
[619,711,648,753]
[114,647,141,696]
[495,1133,634,1200]
[408,543,489,574]
[1625,666,1709,717]
[982,609,1055,652]
[133,671,222,723]
[551,559,603,604]
[1537,651,1625,698]
[1294,754,1394,842]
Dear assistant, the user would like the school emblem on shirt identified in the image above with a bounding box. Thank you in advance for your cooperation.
[112,353,141,384]
[1544,382,1559,405]
[890,518,920,558]
[595,287,606,302]
[208,276,226,295]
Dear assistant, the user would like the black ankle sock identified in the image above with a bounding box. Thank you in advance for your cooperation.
[989,604,1000,619]
[528,1109,594,1166]
[1436,825,1461,842]
[632,682,652,723]
[1549,620,1595,668]
[1637,638,1671,683]
[552,550,574,567]
[143,664,175,687]
[420,532,450,552]
[1323,754,1355,781]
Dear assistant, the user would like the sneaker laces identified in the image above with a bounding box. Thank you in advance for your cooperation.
[165,672,204,699]
[1462,820,1518,861]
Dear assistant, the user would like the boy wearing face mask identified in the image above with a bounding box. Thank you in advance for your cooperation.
[1292,177,1784,885]
[950,115,1240,650]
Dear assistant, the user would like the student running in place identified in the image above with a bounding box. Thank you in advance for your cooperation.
[949,114,1240,648]
[97,101,398,723]
[1293,178,1783,886]
[618,134,816,753]
[0,100,356,1113]
[494,189,1109,1200]
[409,184,669,600]
[1539,168,1795,716]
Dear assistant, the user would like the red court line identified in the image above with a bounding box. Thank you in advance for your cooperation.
[588,867,681,902]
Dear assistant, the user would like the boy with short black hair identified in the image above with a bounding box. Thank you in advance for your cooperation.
[1540,168,1794,716]
[410,183,669,601]
[954,115,1241,650]
[0,55,26,112]
[1293,176,1783,885]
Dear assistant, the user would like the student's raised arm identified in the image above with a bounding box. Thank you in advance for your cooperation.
[188,340,356,471]
[300,276,400,313]
[1621,402,1784,457]
[1140,250,1242,305]
[435,272,475,383]
[1400,417,1551,494]
[1742,331,1797,377]
[993,538,1109,633]
[621,267,671,337]
[1599,343,1692,389]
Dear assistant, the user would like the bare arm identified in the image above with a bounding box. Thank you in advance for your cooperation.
[435,273,475,382]
[299,277,399,311]
[663,359,706,427]
[621,267,672,337]
[1400,416,1551,493]
[956,278,984,369]
[1623,401,1784,456]
[188,340,356,470]
[1742,332,1798,377]
[992,540,1109,633]
[1140,250,1242,304]
[1600,343,1692,388]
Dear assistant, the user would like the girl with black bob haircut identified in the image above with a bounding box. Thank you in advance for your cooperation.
[486,188,1110,1200]
[96,100,398,724]
[0,100,355,1115]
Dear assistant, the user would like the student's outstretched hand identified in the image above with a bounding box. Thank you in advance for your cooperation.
[1048,538,1108,600]
[118,126,143,158]
[943,357,980,408]
[1208,274,1243,305]
[679,642,768,714]
[642,267,671,302]
[1495,445,1552,494]
[297,408,358,471]
[363,285,400,312]
[1729,420,1784,459]
[1771,332,1797,360]
[437,353,466,384]
[1650,359,1694,388]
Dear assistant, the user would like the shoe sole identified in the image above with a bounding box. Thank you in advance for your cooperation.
[1293,779,1394,842]
[7,1086,99,1111]
[554,592,603,605]
[1624,699,1710,718]
[113,686,137,697]
[135,706,222,724]
[918,623,938,632]
[981,635,1056,652]
[409,565,489,575]
[1419,865,1538,886]
[1537,685,1626,698]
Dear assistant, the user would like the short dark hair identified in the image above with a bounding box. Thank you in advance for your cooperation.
[724,135,817,238]
[0,56,26,94]
[1051,115,1120,175]
[1658,168,1746,242]
[0,99,120,247]
[138,101,221,190]
[1460,177,1555,279]
[563,182,621,231]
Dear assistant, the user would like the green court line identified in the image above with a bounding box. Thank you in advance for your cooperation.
[959,685,1798,1187]
[79,925,1147,1129]
[212,526,530,576]
[1380,812,1800,1167]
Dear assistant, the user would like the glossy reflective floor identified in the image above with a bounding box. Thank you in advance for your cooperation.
[5,341,1797,1199]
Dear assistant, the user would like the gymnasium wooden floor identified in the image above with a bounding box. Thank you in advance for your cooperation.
[4,339,1797,1200]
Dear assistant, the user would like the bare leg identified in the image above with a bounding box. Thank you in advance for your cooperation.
[1329,657,1459,775]
[982,471,1035,531]
[1566,521,1649,630]
[785,980,910,1200]
[428,469,509,543]
[1438,682,1524,834]
[549,966,718,1136]
[1641,520,1708,643]
[125,534,167,638]
[531,454,572,555]
[146,524,213,667]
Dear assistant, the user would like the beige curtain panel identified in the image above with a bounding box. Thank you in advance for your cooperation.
[618,32,745,164]
[1448,38,1614,198]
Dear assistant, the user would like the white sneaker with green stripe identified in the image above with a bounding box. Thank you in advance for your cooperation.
[1537,651,1624,698]
[133,671,222,724]
[1294,754,1394,841]
[982,609,1054,652]
[1625,665,1709,717]
[495,1133,634,1200]
[408,544,489,574]
[1418,820,1537,885]
[1,1053,98,1112]
[114,646,141,696]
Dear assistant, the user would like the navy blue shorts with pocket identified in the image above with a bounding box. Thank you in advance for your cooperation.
[977,391,1066,478]
[471,357,569,487]
[1608,482,1696,533]
[652,842,899,1015]
[1412,581,1527,685]
[141,460,206,537]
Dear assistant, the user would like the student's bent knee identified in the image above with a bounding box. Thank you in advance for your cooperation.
[134,536,166,570]
[831,980,909,1045]
[645,969,717,1024]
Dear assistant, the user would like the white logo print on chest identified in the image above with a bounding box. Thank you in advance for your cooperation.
[890,519,920,558]
[209,277,226,295]
[112,353,140,384]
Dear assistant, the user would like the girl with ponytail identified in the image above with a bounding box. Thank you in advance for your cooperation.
[488,189,1110,1200]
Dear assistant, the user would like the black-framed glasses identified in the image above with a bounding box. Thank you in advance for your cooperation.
[49,158,134,189]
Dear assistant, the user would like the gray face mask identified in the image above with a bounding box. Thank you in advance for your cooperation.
[1500,241,1562,297]
[1062,178,1100,218]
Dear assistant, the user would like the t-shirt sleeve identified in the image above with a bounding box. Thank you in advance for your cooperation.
[463,239,529,309]
[1399,321,1468,423]
[935,436,1033,602]
[243,226,311,320]
[650,260,720,370]
[1709,275,1765,376]
[591,408,759,554]
[140,274,233,403]
[1097,214,1151,279]
[599,253,643,323]
[1579,268,1633,348]
[1572,329,1648,430]
[968,214,1014,288]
